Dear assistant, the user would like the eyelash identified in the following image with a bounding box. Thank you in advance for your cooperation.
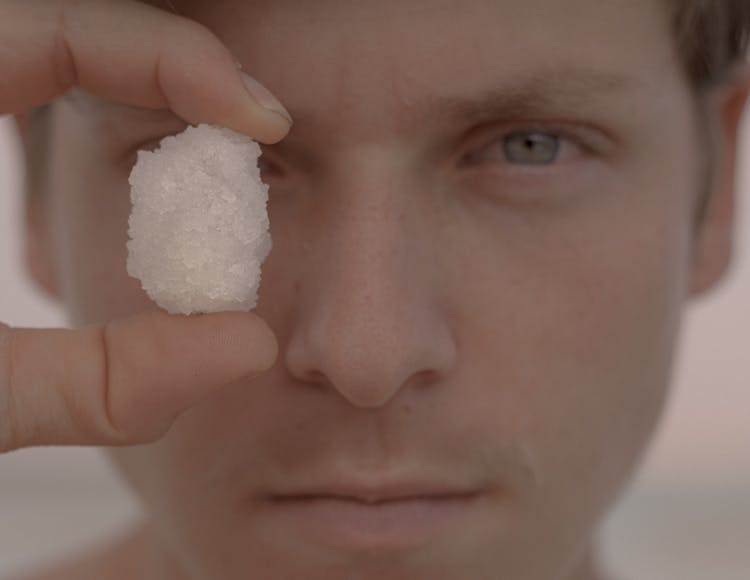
[459,125,594,170]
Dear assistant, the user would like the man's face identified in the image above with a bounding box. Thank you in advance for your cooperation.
[30,0,734,578]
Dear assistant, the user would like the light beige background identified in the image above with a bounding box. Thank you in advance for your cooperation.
[0,113,748,579]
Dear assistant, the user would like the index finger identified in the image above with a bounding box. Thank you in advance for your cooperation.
[0,0,292,143]
[0,310,278,452]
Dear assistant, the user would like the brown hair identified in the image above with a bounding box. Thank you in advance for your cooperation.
[664,0,750,228]
[671,0,750,89]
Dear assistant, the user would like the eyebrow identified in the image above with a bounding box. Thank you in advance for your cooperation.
[274,66,642,164]
[280,66,645,146]
[405,66,644,127]
[74,65,642,168]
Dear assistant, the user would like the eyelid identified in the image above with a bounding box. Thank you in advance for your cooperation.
[459,121,612,168]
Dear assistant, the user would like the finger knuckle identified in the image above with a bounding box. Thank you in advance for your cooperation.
[94,322,130,444]
[0,324,21,453]
[51,0,80,92]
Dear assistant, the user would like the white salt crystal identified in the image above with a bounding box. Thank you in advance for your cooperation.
[127,124,271,315]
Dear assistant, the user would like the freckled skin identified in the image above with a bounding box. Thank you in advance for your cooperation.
[22,0,748,579]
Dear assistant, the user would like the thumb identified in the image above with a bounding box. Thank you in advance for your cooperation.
[0,310,277,452]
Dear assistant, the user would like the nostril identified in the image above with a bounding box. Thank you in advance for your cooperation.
[284,313,457,409]
[280,217,457,408]
[290,367,330,390]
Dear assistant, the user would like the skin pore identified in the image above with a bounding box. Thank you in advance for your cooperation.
[20,0,749,579]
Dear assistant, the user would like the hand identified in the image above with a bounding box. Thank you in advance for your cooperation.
[0,0,292,141]
[0,0,290,452]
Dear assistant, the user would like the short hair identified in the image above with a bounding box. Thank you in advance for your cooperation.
[671,0,750,89]
[666,0,750,228]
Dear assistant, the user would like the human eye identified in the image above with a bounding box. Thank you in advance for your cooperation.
[452,122,618,207]
[460,126,588,169]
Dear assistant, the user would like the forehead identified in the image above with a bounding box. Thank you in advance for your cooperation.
[156,0,679,130]
[81,0,683,150]
[162,1,674,86]
[166,0,673,64]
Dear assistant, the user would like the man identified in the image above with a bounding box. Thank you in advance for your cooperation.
[2,0,749,578]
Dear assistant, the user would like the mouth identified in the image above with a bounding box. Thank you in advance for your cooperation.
[270,481,480,504]
[262,482,483,551]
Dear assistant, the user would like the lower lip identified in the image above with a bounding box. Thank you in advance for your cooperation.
[263,494,479,551]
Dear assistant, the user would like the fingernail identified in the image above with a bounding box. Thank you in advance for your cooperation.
[240,72,293,125]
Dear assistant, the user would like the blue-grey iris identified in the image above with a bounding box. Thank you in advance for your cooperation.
[503,132,560,165]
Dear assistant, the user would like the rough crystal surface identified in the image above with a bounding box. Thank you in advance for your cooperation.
[127,124,271,315]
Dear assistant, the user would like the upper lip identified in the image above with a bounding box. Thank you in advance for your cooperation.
[268,479,481,504]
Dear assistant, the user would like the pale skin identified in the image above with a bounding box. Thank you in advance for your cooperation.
[2,0,749,579]
[0,0,290,452]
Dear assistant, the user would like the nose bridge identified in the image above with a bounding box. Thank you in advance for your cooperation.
[316,146,422,324]
[330,166,408,304]
[284,155,455,407]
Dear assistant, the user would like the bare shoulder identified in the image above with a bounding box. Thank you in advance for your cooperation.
[5,525,150,580]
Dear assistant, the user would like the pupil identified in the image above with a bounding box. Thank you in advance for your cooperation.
[504,132,559,165]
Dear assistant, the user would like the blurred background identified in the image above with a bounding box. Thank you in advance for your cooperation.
[0,112,748,579]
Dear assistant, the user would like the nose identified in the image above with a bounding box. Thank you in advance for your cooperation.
[283,171,456,408]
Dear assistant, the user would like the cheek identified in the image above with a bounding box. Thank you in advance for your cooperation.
[445,157,695,531]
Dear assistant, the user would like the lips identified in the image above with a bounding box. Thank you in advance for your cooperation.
[268,481,480,504]
[261,478,483,550]
[250,444,533,552]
